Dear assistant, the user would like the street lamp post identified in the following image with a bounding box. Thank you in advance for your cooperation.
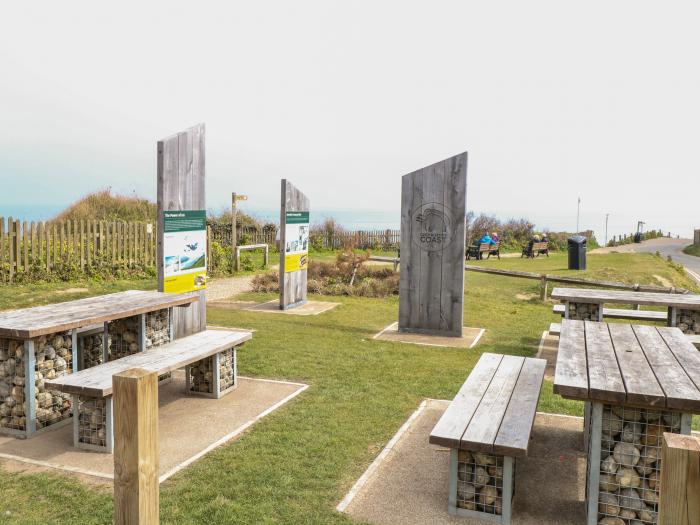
[605,214,609,247]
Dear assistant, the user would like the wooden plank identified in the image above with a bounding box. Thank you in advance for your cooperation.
[633,325,700,412]
[608,323,665,407]
[494,357,546,456]
[659,327,700,394]
[551,287,700,308]
[604,307,667,321]
[658,433,700,525]
[0,290,198,338]
[278,179,310,310]
[22,221,28,271]
[429,353,503,449]
[584,321,626,404]
[46,329,250,397]
[113,368,159,525]
[8,217,15,281]
[553,319,589,399]
[0,217,4,282]
[460,355,525,453]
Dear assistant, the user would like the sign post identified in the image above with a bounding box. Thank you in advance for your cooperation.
[231,193,248,272]
[398,152,468,337]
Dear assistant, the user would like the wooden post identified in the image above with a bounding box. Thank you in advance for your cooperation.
[658,432,700,525]
[540,275,548,301]
[113,368,159,525]
[231,192,237,272]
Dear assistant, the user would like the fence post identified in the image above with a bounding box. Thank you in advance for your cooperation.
[658,432,700,525]
[113,368,159,525]
[539,275,548,301]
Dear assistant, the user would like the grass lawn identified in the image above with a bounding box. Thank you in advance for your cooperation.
[683,243,700,257]
[0,252,697,524]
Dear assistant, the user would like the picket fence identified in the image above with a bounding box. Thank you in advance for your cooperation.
[0,217,155,282]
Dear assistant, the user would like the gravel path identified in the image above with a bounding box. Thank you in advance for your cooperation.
[206,275,256,301]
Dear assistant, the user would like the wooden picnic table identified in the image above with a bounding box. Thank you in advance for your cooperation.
[551,287,700,334]
[553,319,699,525]
[0,290,198,438]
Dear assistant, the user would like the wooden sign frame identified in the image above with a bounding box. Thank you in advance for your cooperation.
[279,179,310,310]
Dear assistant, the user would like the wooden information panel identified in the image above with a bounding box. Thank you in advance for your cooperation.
[398,152,468,337]
[279,179,310,310]
[157,123,207,337]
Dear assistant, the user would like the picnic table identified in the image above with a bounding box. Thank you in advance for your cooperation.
[551,287,700,334]
[0,290,198,437]
[553,319,700,525]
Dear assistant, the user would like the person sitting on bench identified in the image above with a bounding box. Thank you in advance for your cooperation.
[479,232,497,245]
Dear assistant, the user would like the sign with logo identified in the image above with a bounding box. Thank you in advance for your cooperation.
[162,210,207,293]
[411,202,454,251]
[284,211,309,273]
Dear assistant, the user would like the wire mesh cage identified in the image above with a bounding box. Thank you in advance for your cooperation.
[0,338,27,431]
[108,316,140,361]
[145,309,170,349]
[34,332,73,430]
[593,404,683,524]
[79,332,106,370]
[219,348,236,392]
[675,308,700,335]
[188,355,215,394]
[568,302,600,321]
[456,450,507,516]
[77,396,107,448]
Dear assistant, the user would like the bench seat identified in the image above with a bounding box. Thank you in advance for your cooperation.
[46,329,250,452]
[429,353,546,523]
[552,303,667,322]
[688,334,700,349]
[549,322,561,336]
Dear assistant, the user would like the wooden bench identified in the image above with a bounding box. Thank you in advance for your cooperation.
[429,353,546,523]
[466,242,500,261]
[552,303,668,322]
[688,334,700,349]
[549,322,561,336]
[46,329,251,452]
[521,241,548,258]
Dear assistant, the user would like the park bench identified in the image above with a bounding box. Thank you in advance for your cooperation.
[688,334,700,349]
[521,241,548,258]
[552,303,668,322]
[466,242,500,260]
[429,353,546,524]
[46,329,250,453]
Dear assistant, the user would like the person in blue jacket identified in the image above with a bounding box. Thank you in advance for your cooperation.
[478,233,496,245]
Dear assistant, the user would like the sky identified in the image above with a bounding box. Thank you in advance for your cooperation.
[1,1,698,240]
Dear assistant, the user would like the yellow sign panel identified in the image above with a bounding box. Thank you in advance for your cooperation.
[285,252,308,273]
[164,270,207,294]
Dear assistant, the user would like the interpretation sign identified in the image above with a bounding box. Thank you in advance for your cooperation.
[284,211,309,273]
[162,210,207,293]
[279,180,310,309]
[398,152,468,337]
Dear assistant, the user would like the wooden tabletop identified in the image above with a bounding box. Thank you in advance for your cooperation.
[429,353,546,457]
[550,287,700,308]
[553,319,700,412]
[46,329,251,397]
[0,290,198,339]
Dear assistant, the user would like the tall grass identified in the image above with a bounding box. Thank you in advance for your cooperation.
[53,189,156,222]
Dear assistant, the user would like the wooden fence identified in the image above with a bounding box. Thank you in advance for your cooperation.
[0,217,155,282]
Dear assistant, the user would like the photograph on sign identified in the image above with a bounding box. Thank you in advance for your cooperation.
[163,210,207,293]
[284,211,309,273]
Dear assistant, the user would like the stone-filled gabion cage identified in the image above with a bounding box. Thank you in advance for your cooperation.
[0,338,28,432]
[567,302,601,322]
[673,308,700,335]
[76,396,109,450]
[186,347,238,398]
[34,331,73,430]
[587,403,692,525]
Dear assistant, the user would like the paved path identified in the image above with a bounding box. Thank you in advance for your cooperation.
[592,237,700,284]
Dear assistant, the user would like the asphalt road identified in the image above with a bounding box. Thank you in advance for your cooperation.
[593,237,700,284]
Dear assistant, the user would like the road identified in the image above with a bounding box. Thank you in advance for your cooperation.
[591,237,700,284]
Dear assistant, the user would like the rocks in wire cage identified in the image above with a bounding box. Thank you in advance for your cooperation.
[596,405,682,525]
[0,338,27,431]
[219,348,236,392]
[456,450,504,515]
[568,302,600,321]
[188,356,215,394]
[80,333,105,369]
[145,309,170,349]
[108,316,139,361]
[34,332,73,429]
[77,396,107,447]
[676,309,700,335]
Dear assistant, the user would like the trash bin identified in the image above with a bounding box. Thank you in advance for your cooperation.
[568,236,587,270]
[634,232,642,243]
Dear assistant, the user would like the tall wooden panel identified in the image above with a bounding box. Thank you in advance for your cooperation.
[398,152,468,337]
[157,123,206,337]
[279,180,310,310]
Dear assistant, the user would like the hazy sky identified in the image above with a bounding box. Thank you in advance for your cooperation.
[1,1,698,238]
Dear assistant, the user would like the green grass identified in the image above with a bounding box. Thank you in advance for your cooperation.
[0,252,696,523]
[683,244,700,257]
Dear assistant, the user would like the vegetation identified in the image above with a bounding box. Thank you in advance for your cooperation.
[54,190,157,223]
[683,243,700,257]
[0,252,696,523]
[606,229,665,247]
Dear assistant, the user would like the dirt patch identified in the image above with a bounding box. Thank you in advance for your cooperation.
[54,287,89,295]
[653,274,672,288]
[0,457,112,489]
[516,293,538,301]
